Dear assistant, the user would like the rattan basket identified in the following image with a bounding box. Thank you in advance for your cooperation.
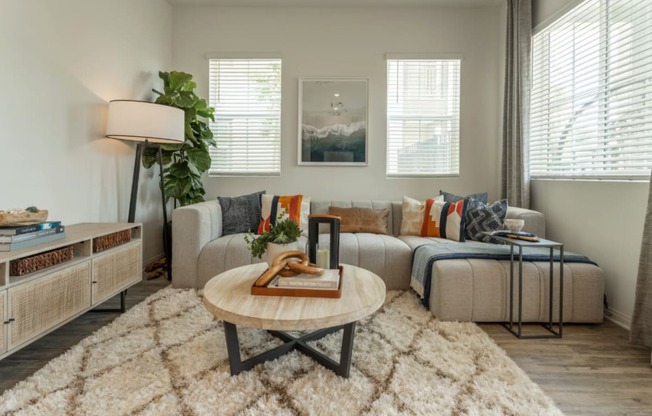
[93,230,131,253]
[10,245,74,276]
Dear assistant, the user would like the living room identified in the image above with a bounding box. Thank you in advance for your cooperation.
[1,0,651,414]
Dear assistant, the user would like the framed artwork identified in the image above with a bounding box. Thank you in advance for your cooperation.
[298,78,368,166]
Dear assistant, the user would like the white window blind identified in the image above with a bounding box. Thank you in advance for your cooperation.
[530,0,652,179]
[386,58,461,177]
[208,59,282,176]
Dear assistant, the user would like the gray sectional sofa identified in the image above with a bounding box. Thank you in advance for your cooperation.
[172,199,604,323]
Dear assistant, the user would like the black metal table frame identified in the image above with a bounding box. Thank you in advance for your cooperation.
[223,321,356,378]
[501,238,564,339]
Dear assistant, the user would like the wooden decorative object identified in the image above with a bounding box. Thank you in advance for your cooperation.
[251,266,343,299]
[9,246,74,276]
[0,210,48,226]
[93,230,131,253]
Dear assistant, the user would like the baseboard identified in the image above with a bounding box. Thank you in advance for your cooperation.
[605,308,631,331]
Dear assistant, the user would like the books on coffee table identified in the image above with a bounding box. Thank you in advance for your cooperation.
[270,269,340,290]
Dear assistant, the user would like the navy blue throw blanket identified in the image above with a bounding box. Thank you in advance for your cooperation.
[410,240,597,310]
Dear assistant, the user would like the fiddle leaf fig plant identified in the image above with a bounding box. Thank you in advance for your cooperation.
[142,71,216,206]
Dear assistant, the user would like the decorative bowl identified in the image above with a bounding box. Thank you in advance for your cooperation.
[504,219,525,232]
[0,209,49,226]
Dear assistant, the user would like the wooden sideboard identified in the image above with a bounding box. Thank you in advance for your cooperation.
[0,223,142,360]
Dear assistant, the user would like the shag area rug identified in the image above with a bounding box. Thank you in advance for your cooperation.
[0,289,562,416]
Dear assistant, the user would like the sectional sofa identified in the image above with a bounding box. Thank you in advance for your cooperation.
[172,199,604,323]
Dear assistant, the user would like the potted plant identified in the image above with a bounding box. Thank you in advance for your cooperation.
[142,71,216,207]
[244,213,302,265]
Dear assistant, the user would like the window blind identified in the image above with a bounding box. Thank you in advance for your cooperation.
[386,59,461,177]
[530,0,652,179]
[208,59,282,176]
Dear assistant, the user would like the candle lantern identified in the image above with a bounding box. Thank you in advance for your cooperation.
[308,214,340,269]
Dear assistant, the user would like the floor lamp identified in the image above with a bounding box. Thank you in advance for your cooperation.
[105,100,185,281]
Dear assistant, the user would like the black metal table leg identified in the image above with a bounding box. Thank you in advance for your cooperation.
[223,321,357,378]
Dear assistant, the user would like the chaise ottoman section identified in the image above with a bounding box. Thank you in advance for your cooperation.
[427,259,603,322]
[399,235,605,323]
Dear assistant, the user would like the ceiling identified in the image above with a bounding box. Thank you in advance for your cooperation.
[166,0,502,8]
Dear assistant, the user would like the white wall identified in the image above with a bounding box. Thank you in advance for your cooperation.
[0,0,173,262]
[531,0,649,327]
[172,5,504,202]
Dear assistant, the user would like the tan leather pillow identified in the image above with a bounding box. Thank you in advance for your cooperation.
[327,207,390,234]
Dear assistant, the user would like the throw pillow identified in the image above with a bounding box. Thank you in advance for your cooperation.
[400,196,426,235]
[258,194,311,234]
[217,191,265,236]
[465,199,508,243]
[440,190,488,204]
[328,206,390,234]
[439,199,468,242]
[420,195,446,237]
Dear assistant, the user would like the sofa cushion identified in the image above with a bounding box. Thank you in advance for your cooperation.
[318,232,412,290]
[328,206,389,234]
[197,233,309,288]
[217,191,265,236]
[258,194,310,234]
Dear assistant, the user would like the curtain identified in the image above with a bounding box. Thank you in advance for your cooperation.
[631,172,652,363]
[501,0,532,209]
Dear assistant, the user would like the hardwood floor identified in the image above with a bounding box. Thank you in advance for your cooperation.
[1,279,651,416]
[480,322,652,416]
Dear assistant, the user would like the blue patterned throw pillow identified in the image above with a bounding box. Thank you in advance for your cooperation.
[465,199,508,243]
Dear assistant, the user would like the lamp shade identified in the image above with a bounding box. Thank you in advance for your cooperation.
[106,100,184,144]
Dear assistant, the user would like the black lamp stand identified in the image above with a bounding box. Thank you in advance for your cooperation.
[128,141,172,281]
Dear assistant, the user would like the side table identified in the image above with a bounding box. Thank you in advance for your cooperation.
[491,235,564,339]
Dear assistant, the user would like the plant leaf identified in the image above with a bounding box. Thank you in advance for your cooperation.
[186,148,211,172]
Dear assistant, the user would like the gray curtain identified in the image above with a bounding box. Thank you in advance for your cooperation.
[501,0,532,209]
[631,172,652,360]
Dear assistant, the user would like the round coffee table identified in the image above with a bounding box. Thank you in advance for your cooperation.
[203,263,386,378]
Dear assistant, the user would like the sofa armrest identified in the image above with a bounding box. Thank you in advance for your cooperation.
[171,200,223,288]
[506,206,546,238]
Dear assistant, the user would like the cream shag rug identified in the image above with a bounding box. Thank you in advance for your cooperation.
[0,289,563,416]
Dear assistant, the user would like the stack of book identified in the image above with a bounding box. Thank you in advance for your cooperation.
[0,221,65,252]
[269,269,340,290]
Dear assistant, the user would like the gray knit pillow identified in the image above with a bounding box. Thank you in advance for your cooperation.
[217,191,265,236]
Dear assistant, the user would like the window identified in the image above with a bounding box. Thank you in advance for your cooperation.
[386,58,461,177]
[530,0,652,179]
[208,58,282,176]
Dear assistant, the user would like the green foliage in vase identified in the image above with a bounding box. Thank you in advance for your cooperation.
[244,212,302,259]
[142,71,216,206]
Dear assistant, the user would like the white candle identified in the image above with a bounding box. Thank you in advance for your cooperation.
[316,247,330,269]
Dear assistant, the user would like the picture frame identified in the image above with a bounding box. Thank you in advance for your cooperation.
[298,78,368,166]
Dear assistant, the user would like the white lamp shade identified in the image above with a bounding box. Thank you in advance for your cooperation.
[106,100,185,144]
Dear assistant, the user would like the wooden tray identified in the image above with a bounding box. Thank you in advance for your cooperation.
[251,266,343,298]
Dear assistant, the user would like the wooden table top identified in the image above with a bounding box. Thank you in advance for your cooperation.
[203,263,386,331]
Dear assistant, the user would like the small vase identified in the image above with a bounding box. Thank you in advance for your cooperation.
[266,242,298,266]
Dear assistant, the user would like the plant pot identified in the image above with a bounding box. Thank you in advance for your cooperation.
[266,242,298,266]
